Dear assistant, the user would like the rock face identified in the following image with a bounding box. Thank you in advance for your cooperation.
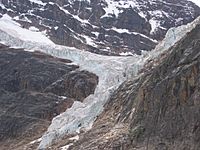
[45,70,98,102]
[68,18,200,150]
[0,0,200,55]
[0,44,98,150]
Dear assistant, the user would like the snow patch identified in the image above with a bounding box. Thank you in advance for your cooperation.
[29,137,42,144]
[54,26,59,30]
[111,27,158,43]
[82,35,98,47]
[0,14,54,45]
[119,52,134,56]
[68,0,91,4]
[60,143,73,150]
[29,26,39,32]
[14,15,33,23]
[149,19,160,34]
[48,2,55,5]
[188,0,200,7]
[28,0,46,6]
[102,0,139,18]
[92,31,99,37]
[0,3,5,9]
[69,135,79,141]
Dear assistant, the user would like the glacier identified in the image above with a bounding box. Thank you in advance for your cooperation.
[0,14,199,149]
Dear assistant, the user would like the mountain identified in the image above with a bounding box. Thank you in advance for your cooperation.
[0,1,200,150]
[0,44,98,150]
[0,0,200,55]
[60,15,200,150]
[0,7,199,149]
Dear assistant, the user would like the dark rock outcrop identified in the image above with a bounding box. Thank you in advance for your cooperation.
[45,70,98,102]
[68,19,200,150]
[0,0,200,55]
[0,44,98,150]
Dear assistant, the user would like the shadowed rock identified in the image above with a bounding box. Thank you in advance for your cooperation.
[1,0,200,55]
[0,45,98,150]
[68,20,200,150]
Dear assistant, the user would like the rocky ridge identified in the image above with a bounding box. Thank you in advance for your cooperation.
[68,15,200,150]
[0,0,200,55]
[0,11,199,150]
[0,1,199,149]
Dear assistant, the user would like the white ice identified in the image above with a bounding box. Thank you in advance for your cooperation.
[0,14,199,149]
[0,14,54,45]
[188,0,200,7]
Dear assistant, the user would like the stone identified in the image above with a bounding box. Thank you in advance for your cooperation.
[0,45,98,150]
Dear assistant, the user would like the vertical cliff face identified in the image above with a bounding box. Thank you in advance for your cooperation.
[68,18,200,150]
[127,25,200,150]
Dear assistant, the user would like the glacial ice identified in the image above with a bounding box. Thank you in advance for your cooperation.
[0,28,146,149]
[0,14,199,149]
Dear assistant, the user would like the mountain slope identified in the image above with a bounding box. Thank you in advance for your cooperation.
[0,0,200,55]
[68,16,200,150]
[0,44,98,150]
[0,1,200,149]
[0,7,199,149]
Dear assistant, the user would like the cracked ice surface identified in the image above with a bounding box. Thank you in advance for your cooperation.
[0,15,199,149]
[0,29,146,149]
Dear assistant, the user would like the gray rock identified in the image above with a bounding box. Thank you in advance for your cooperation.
[1,0,200,55]
[0,45,98,149]
[69,18,200,150]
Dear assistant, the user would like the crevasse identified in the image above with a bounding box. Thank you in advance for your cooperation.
[0,15,199,149]
[0,30,146,149]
